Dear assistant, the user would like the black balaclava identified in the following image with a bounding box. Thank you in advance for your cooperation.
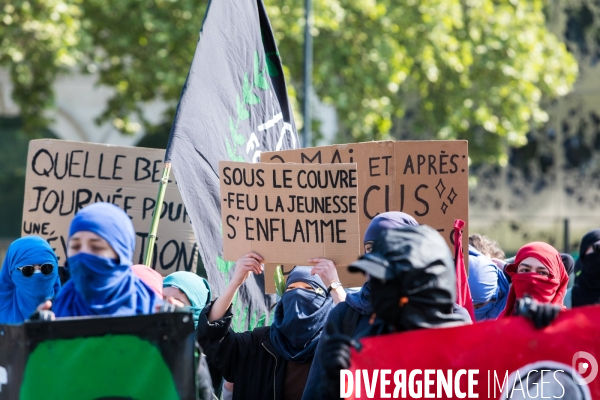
[350,225,469,332]
[572,229,600,307]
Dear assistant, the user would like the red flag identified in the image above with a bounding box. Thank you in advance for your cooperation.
[453,219,475,321]
[348,306,600,399]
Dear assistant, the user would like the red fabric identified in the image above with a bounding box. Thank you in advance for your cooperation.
[348,306,600,399]
[502,242,568,316]
[453,219,475,321]
[131,264,164,299]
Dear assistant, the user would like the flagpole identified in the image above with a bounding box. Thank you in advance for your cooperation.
[143,162,172,266]
[302,0,313,148]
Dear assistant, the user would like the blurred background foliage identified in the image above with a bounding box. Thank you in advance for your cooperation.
[1,0,578,166]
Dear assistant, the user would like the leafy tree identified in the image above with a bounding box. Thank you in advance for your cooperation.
[1,0,578,164]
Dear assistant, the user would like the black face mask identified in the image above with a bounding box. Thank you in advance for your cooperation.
[369,278,404,329]
[582,252,600,281]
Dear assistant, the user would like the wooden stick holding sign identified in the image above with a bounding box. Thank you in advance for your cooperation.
[219,161,363,286]
[144,162,172,266]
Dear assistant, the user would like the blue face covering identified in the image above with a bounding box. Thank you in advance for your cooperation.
[52,203,159,317]
[468,246,510,321]
[0,236,61,324]
[270,267,333,363]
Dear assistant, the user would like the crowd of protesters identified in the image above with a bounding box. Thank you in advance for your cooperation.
[0,201,599,399]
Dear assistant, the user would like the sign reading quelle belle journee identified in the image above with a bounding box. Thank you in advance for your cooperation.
[262,141,469,263]
[22,140,198,275]
[219,161,361,281]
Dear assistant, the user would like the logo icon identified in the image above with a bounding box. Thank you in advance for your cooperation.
[572,351,599,385]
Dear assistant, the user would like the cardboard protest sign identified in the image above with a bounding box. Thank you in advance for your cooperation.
[21,140,197,275]
[346,306,600,399]
[0,313,196,399]
[220,161,361,285]
[262,141,469,265]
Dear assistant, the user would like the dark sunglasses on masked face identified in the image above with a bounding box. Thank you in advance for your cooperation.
[14,263,54,277]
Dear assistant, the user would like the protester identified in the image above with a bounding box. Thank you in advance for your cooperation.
[197,257,333,400]
[0,236,61,324]
[47,203,160,317]
[131,264,164,299]
[301,212,419,399]
[316,226,470,398]
[468,245,510,321]
[501,242,568,325]
[345,211,419,325]
[163,271,211,328]
[570,229,600,307]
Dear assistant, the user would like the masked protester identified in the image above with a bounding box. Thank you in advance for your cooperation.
[500,242,568,328]
[162,271,214,399]
[571,229,600,307]
[0,236,61,324]
[197,262,333,400]
[49,203,161,317]
[316,226,470,399]
[163,271,211,328]
[468,246,510,321]
[301,212,419,400]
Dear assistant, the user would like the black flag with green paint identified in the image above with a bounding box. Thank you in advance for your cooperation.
[165,0,298,330]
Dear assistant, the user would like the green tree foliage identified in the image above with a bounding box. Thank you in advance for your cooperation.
[0,0,578,163]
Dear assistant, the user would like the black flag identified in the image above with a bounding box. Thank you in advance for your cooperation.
[165,0,298,329]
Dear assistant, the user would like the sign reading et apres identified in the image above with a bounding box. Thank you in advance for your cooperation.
[262,141,469,263]
[22,140,198,275]
[219,161,361,268]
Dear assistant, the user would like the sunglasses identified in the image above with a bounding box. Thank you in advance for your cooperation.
[593,244,600,254]
[16,264,54,277]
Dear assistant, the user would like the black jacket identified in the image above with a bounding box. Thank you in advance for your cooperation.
[197,302,286,400]
[302,302,378,400]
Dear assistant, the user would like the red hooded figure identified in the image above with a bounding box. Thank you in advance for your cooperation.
[502,242,568,316]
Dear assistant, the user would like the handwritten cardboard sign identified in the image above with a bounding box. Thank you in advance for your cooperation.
[22,139,198,275]
[220,161,361,280]
[262,141,469,265]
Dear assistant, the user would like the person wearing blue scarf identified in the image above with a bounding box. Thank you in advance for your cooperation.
[468,245,510,321]
[163,271,212,328]
[197,258,333,400]
[0,236,61,324]
[51,202,160,317]
[270,267,333,363]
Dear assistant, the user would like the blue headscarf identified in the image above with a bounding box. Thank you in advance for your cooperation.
[270,267,333,363]
[468,246,510,321]
[0,236,61,324]
[346,212,419,315]
[163,271,211,328]
[53,203,160,317]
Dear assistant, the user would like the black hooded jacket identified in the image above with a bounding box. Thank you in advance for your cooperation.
[312,226,470,399]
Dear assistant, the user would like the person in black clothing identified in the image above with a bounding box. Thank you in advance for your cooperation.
[571,229,600,307]
[301,212,418,399]
[315,225,562,399]
[302,213,474,400]
[197,255,333,400]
